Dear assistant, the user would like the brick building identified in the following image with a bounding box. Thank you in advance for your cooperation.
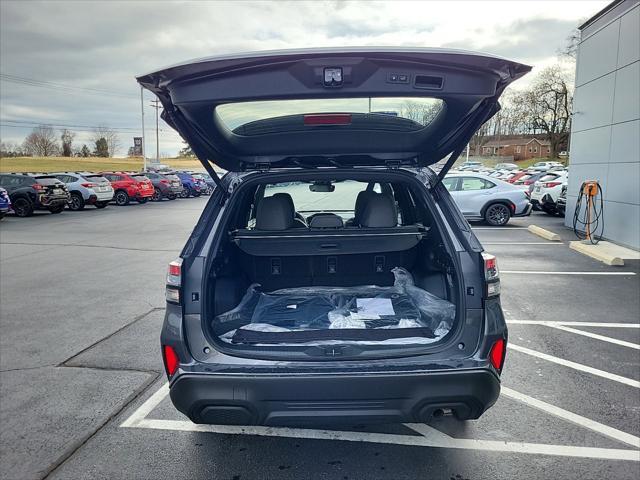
[479,137,552,160]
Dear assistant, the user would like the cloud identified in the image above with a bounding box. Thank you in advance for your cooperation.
[0,0,607,156]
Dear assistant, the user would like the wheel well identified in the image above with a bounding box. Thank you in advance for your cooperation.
[481,200,514,217]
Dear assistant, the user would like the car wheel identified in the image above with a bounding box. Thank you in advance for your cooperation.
[542,205,557,216]
[48,205,64,214]
[95,202,108,209]
[12,197,34,217]
[115,190,130,206]
[69,192,85,211]
[0,212,5,220]
[168,194,177,200]
[138,197,149,204]
[152,188,162,202]
[485,203,511,226]
[193,190,201,197]
[179,188,189,198]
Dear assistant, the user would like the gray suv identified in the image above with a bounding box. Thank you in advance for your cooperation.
[139,48,530,426]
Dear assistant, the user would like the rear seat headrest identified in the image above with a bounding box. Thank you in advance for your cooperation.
[354,190,375,224]
[255,195,294,230]
[359,193,398,228]
[309,213,344,229]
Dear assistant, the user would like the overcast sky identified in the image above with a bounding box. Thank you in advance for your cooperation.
[0,0,608,157]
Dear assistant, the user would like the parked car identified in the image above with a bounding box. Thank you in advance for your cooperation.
[172,171,202,198]
[190,173,211,195]
[144,171,183,201]
[100,172,154,205]
[494,162,518,171]
[52,172,113,210]
[139,47,531,426]
[556,184,567,216]
[506,171,529,184]
[197,173,217,194]
[530,171,568,215]
[443,173,532,225]
[0,187,11,219]
[0,174,69,217]
[458,160,483,170]
[530,161,563,171]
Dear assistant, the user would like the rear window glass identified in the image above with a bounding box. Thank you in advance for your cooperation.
[35,177,61,185]
[216,97,444,131]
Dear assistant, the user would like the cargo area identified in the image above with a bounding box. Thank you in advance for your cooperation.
[205,177,461,349]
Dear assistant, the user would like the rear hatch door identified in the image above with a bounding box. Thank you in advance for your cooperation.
[137,48,530,176]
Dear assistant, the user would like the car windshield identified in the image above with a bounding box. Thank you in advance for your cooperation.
[85,176,109,183]
[216,97,444,131]
[260,180,384,218]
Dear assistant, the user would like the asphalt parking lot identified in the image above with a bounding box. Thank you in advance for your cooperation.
[1,198,639,480]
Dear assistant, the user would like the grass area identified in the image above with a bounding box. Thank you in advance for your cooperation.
[0,156,204,173]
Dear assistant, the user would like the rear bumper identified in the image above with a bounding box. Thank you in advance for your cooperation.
[169,368,500,426]
[39,195,69,207]
[513,202,533,217]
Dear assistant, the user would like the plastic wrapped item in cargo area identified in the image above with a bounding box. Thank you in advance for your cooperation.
[214,267,455,345]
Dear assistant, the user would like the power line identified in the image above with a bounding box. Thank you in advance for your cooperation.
[0,119,181,135]
[0,73,139,99]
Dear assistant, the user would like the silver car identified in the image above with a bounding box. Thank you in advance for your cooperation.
[53,172,114,210]
[443,173,532,226]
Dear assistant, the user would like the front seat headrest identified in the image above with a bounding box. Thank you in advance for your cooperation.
[359,193,398,228]
[255,195,294,230]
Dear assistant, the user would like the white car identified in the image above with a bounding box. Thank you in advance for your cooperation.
[494,162,519,171]
[530,161,564,171]
[530,171,568,215]
[443,173,532,226]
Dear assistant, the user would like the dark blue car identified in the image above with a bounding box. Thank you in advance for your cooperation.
[171,171,202,198]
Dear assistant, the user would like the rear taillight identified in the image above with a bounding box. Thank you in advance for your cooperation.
[32,183,44,191]
[166,258,182,304]
[162,345,180,378]
[81,183,97,188]
[160,179,170,184]
[482,252,500,297]
[489,338,506,372]
[544,181,561,188]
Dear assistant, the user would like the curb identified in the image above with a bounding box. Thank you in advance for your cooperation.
[527,225,562,242]
[569,241,625,266]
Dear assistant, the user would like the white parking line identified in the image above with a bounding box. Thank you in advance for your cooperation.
[121,383,640,461]
[500,387,640,448]
[473,227,529,230]
[507,321,640,328]
[501,271,636,275]
[508,343,640,388]
[547,324,640,350]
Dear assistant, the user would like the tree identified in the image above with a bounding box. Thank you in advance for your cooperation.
[80,144,91,157]
[521,66,573,158]
[1,141,24,157]
[559,28,581,61]
[91,126,121,157]
[60,129,76,157]
[93,138,109,157]
[22,125,59,156]
[178,142,195,158]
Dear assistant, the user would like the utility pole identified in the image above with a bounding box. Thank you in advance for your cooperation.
[140,85,146,171]
[150,99,161,164]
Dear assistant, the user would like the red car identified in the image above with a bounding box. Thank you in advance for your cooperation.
[100,172,154,205]
[507,171,528,184]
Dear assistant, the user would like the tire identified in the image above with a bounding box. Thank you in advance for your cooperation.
[138,197,149,204]
[48,205,65,214]
[95,202,108,209]
[152,188,162,202]
[114,190,130,206]
[69,192,85,211]
[193,190,201,197]
[12,197,34,217]
[0,212,5,220]
[484,203,511,226]
[168,194,177,200]
[542,204,557,216]
[179,187,189,198]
